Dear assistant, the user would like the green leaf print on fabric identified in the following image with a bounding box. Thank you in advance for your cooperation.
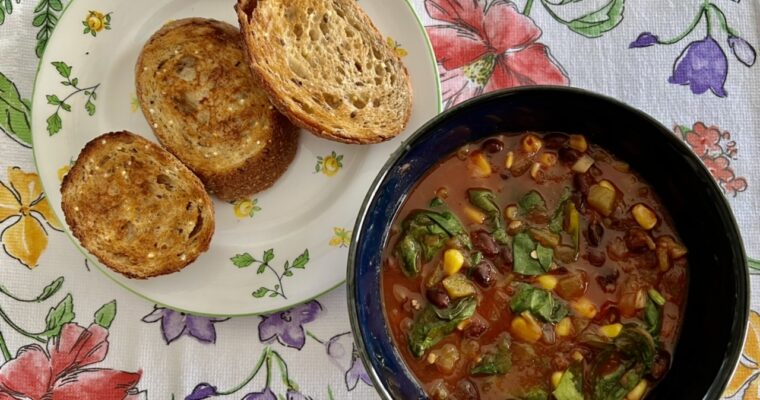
[33,0,64,57]
[0,0,21,25]
[0,72,32,147]
[540,0,625,38]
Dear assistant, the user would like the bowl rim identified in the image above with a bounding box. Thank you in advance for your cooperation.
[347,85,750,400]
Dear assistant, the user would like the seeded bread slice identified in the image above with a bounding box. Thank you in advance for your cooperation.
[136,18,298,201]
[236,0,413,144]
[61,131,215,279]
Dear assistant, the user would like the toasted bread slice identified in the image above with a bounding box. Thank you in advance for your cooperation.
[236,0,413,144]
[136,18,298,201]
[61,131,215,279]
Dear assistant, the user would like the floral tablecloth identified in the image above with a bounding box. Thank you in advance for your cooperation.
[0,0,759,399]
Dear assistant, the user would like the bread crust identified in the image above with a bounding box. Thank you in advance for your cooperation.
[61,131,215,279]
[136,18,298,200]
[235,0,413,144]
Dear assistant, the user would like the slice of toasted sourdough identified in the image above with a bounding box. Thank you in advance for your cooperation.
[136,18,298,201]
[236,0,413,144]
[61,131,215,279]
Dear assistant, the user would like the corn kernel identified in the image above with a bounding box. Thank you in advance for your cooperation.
[669,242,688,259]
[537,275,558,291]
[551,371,564,388]
[521,134,543,154]
[556,317,573,337]
[599,323,624,338]
[463,206,486,224]
[626,380,648,400]
[530,162,542,180]
[504,205,518,221]
[539,152,558,168]
[632,203,658,230]
[571,351,584,362]
[469,151,492,178]
[569,134,588,152]
[443,249,465,276]
[505,151,514,169]
[511,312,542,342]
[571,297,597,319]
[457,319,471,331]
[426,352,438,364]
[599,179,616,191]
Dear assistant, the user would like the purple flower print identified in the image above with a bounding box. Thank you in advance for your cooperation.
[286,389,311,400]
[142,306,228,344]
[669,36,728,97]
[346,355,372,390]
[323,332,372,391]
[185,383,218,400]
[629,32,659,48]
[242,388,276,400]
[259,301,322,349]
[728,35,756,67]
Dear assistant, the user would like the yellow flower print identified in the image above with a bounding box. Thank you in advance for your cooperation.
[725,311,760,398]
[387,36,408,58]
[329,227,351,248]
[233,198,261,219]
[0,167,63,268]
[83,11,112,37]
[315,151,344,177]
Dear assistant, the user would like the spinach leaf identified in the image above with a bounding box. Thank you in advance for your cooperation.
[513,233,550,275]
[429,196,445,208]
[547,187,572,233]
[468,188,509,244]
[471,336,511,376]
[510,283,569,323]
[518,190,547,214]
[590,325,655,400]
[408,297,477,357]
[518,388,549,400]
[427,211,472,250]
[537,244,553,270]
[395,210,470,277]
[644,297,662,337]
[553,362,584,400]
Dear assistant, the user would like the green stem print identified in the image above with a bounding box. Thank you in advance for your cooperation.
[33,0,64,57]
[537,0,625,38]
[749,258,760,272]
[231,248,310,299]
[0,0,21,25]
[193,347,302,398]
[0,71,32,147]
[45,61,100,135]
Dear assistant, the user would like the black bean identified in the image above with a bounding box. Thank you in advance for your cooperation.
[587,250,606,267]
[587,221,604,247]
[625,228,652,253]
[481,138,504,154]
[544,132,569,149]
[472,260,496,287]
[648,350,671,381]
[559,147,581,164]
[596,270,619,294]
[426,287,450,309]
[472,230,500,257]
[573,172,594,196]
[454,379,481,400]
[464,318,488,339]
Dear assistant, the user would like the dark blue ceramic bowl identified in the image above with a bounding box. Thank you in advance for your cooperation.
[347,87,749,400]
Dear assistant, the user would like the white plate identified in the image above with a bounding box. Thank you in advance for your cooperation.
[31,0,441,316]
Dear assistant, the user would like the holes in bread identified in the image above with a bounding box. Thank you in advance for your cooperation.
[294,24,303,39]
[156,174,174,191]
[188,208,204,238]
[354,62,363,73]
[309,28,320,41]
[175,55,197,81]
[173,95,197,115]
[372,98,381,108]
[320,15,330,36]
[121,221,136,241]
[350,94,367,109]
[293,97,313,113]
[288,57,310,80]
[322,92,343,109]
[372,47,382,60]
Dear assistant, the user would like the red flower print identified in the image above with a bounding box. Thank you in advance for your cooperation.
[703,156,735,182]
[426,0,569,108]
[0,323,141,400]
[685,122,722,156]
[724,177,748,196]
